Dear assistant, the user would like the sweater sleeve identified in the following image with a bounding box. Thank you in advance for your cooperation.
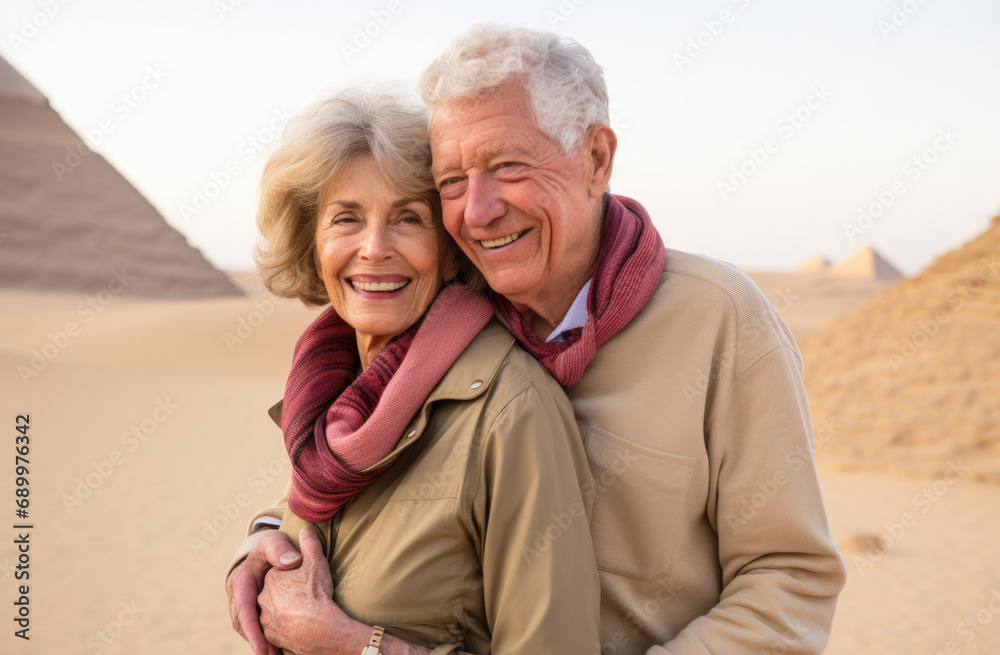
[224,480,291,580]
[651,344,846,654]
[470,381,601,655]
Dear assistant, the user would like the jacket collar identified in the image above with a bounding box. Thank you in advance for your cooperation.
[267,319,515,471]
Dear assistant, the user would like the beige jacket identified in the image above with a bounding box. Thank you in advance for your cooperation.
[554,249,846,655]
[230,320,601,654]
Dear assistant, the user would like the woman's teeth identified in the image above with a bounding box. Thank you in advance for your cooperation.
[481,231,524,249]
[351,280,409,292]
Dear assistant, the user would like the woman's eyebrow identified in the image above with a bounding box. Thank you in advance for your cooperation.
[325,198,420,209]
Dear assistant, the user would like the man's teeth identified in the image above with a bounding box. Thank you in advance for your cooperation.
[481,231,524,249]
[351,280,409,292]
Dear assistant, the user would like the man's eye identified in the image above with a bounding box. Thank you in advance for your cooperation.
[439,177,461,188]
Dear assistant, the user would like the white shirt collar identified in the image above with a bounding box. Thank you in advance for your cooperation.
[544,279,592,343]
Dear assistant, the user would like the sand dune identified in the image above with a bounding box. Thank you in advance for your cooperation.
[800,213,1000,483]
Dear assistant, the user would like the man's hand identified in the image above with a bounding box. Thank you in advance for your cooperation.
[259,526,364,655]
[227,528,303,655]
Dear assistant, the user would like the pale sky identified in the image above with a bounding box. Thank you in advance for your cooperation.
[2,0,998,274]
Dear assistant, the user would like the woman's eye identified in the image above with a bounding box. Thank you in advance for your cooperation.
[332,215,358,225]
[439,177,461,188]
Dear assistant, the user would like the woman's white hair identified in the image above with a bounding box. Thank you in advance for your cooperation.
[418,23,610,153]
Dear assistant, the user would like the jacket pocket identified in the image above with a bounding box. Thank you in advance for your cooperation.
[584,425,696,582]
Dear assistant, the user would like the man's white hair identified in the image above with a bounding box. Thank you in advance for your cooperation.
[419,23,610,153]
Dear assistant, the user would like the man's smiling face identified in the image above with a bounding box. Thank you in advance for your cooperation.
[430,83,600,310]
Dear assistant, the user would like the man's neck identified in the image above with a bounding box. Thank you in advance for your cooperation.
[512,195,606,340]
[512,269,593,341]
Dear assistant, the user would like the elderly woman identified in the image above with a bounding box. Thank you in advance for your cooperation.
[226,86,600,655]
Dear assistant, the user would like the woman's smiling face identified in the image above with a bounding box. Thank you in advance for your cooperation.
[315,155,453,340]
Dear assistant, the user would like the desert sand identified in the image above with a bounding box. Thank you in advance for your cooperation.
[1,253,999,653]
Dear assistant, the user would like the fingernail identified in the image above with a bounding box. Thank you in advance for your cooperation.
[279,552,299,566]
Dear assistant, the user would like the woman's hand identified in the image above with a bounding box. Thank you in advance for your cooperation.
[259,526,364,655]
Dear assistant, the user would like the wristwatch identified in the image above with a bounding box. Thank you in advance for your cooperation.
[361,625,385,655]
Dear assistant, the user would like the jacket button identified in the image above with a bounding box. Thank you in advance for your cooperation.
[470,380,483,390]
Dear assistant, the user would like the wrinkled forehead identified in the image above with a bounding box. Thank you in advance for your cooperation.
[429,85,535,146]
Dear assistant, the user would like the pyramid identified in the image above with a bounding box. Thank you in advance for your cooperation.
[794,255,830,273]
[0,56,241,298]
[801,212,1000,482]
[828,245,903,280]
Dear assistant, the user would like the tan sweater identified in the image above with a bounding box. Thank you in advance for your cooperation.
[560,248,846,654]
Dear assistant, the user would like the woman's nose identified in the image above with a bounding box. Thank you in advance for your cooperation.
[358,223,394,261]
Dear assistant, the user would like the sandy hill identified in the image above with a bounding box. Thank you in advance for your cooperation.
[745,272,891,342]
[0,55,241,298]
[801,213,1000,482]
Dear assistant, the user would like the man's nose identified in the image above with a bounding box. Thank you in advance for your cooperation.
[358,223,394,261]
[464,173,505,229]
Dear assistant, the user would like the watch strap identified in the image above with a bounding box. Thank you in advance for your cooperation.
[361,625,385,655]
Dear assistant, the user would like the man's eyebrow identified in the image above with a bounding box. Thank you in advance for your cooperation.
[482,144,533,162]
[432,144,533,179]
[431,163,456,180]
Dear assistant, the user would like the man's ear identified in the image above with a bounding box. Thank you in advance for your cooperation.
[584,124,617,199]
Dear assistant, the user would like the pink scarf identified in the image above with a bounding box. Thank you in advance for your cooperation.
[494,194,665,386]
[283,284,493,522]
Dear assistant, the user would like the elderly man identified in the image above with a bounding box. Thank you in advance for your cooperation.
[228,24,846,655]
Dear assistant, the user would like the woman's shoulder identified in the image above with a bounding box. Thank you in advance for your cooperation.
[459,319,568,403]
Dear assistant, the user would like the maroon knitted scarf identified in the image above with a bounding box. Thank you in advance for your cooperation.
[494,194,665,386]
[283,283,493,522]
